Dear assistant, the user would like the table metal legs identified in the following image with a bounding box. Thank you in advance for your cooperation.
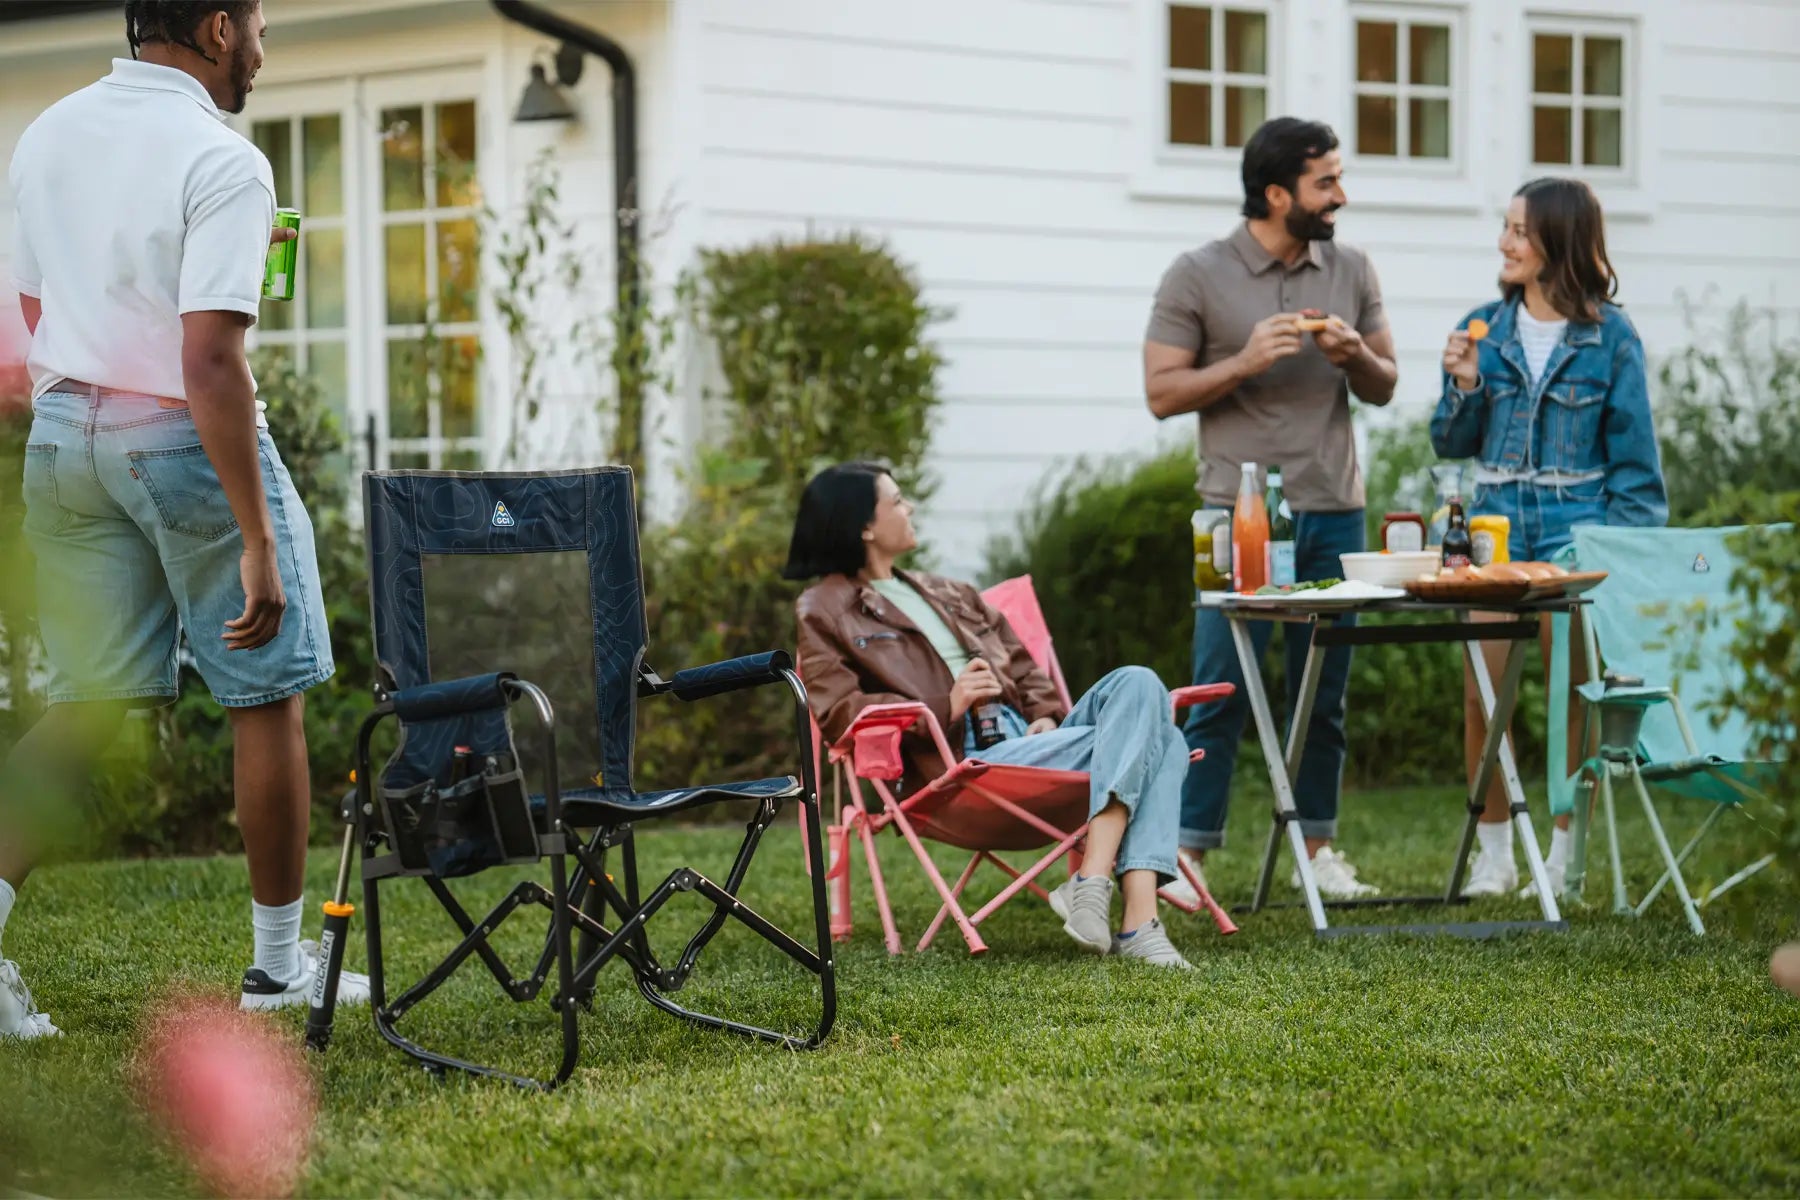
[1234,609,1568,938]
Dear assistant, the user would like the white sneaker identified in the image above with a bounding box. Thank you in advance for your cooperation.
[1518,857,1568,900]
[1292,846,1380,899]
[1159,850,1209,909]
[240,939,371,1012]
[1461,849,1520,897]
[0,958,61,1041]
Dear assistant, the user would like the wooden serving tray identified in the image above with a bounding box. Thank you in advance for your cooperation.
[1404,577,1531,604]
[1404,569,1609,605]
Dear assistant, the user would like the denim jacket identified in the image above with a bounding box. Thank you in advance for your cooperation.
[1430,297,1667,527]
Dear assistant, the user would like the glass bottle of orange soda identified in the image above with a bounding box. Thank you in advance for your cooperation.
[1232,461,1270,593]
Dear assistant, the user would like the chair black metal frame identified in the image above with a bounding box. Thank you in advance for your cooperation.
[338,467,835,1091]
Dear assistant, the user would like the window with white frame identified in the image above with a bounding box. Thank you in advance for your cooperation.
[1352,9,1454,161]
[246,84,482,472]
[1164,3,1272,150]
[1529,21,1628,169]
[251,113,349,428]
[377,99,481,470]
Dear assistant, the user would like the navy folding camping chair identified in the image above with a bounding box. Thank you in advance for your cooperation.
[325,468,834,1090]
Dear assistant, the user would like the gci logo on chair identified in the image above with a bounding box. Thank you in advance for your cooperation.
[1692,553,1710,573]
[491,501,516,529]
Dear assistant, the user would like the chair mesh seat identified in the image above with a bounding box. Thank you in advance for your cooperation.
[556,776,802,824]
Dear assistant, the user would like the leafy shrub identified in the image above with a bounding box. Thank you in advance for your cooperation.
[1656,303,1800,526]
[694,236,943,509]
[633,236,945,789]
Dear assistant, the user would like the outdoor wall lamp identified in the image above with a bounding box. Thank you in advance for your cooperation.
[514,42,584,122]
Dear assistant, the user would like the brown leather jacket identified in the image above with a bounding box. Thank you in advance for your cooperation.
[795,569,1069,795]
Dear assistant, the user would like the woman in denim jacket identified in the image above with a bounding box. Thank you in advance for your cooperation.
[1431,177,1667,900]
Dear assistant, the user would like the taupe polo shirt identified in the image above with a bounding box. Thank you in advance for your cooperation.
[1145,223,1387,512]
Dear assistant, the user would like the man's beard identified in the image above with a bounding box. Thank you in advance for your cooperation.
[225,43,254,113]
[1286,204,1340,242]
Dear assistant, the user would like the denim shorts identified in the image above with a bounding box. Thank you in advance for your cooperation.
[20,388,334,708]
[1471,477,1609,563]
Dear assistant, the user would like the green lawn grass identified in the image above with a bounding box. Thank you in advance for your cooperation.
[3,783,1797,1198]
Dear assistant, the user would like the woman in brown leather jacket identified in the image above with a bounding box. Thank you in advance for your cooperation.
[785,462,1193,969]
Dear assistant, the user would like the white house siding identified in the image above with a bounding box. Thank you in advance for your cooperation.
[681,0,1800,575]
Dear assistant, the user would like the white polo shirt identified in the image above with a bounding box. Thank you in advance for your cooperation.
[8,58,274,421]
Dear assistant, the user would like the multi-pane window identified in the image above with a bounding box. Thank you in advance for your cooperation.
[251,114,349,426]
[1531,25,1627,169]
[1353,13,1453,160]
[1165,3,1271,150]
[379,100,482,470]
[245,86,481,474]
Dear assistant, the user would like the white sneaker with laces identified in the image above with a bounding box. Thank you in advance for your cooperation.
[1461,849,1520,897]
[1518,857,1568,900]
[240,939,372,1012]
[1159,850,1209,909]
[1,958,61,1041]
[1292,846,1380,899]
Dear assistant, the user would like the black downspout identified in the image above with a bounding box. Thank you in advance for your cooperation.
[490,0,644,503]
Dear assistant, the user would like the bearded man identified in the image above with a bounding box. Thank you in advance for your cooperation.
[1142,117,1399,903]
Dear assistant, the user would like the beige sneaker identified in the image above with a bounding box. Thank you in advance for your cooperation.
[1112,919,1193,969]
[1159,850,1209,909]
[1293,847,1380,899]
[1048,876,1114,954]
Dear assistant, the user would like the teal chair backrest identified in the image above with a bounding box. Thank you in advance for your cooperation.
[1569,524,1787,769]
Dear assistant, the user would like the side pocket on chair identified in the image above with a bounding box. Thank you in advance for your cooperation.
[380,764,538,878]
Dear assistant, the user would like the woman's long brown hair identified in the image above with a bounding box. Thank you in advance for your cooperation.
[1503,177,1619,323]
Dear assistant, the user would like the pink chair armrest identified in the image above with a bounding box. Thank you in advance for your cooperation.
[1170,683,1235,715]
[832,702,956,782]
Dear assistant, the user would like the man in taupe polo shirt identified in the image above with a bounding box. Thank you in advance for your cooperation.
[1142,117,1398,901]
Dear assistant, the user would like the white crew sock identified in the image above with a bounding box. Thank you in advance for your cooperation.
[1475,820,1514,863]
[252,897,304,982]
[0,877,14,956]
[1548,825,1572,867]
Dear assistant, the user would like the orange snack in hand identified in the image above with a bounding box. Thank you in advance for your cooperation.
[1466,318,1490,342]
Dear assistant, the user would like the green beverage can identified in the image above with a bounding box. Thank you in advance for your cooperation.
[264,208,301,301]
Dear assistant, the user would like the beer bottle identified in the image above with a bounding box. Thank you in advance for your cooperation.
[1441,497,1474,569]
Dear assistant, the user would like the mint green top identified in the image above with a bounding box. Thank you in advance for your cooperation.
[872,577,971,676]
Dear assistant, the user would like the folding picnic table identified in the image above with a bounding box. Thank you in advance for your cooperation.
[1199,592,1587,938]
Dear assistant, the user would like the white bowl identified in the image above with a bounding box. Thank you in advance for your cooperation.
[1340,550,1440,588]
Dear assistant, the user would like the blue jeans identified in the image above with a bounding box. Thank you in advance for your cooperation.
[963,666,1183,883]
[1181,509,1365,849]
[20,388,335,707]
[1471,478,1608,562]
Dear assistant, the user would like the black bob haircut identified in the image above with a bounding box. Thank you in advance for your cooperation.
[782,461,893,581]
[1240,117,1339,220]
[126,1,257,63]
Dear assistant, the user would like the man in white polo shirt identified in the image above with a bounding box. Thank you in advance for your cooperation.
[0,1,368,1038]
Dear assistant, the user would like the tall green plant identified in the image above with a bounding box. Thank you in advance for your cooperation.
[1656,302,1800,526]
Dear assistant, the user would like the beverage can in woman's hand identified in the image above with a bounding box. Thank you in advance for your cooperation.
[972,701,1008,749]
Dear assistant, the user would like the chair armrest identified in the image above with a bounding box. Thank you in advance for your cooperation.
[831,702,955,783]
[667,650,794,702]
[390,672,518,722]
[1171,683,1235,714]
[1576,682,1673,706]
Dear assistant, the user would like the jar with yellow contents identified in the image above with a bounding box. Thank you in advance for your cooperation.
[1469,515,1511,567]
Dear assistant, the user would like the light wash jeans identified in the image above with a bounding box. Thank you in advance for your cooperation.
[962,666,1183,883]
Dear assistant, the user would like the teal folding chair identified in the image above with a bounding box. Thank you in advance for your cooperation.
[1554,524,1785,934]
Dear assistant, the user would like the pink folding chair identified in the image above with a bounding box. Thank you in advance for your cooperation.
[811,574,1237,957]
